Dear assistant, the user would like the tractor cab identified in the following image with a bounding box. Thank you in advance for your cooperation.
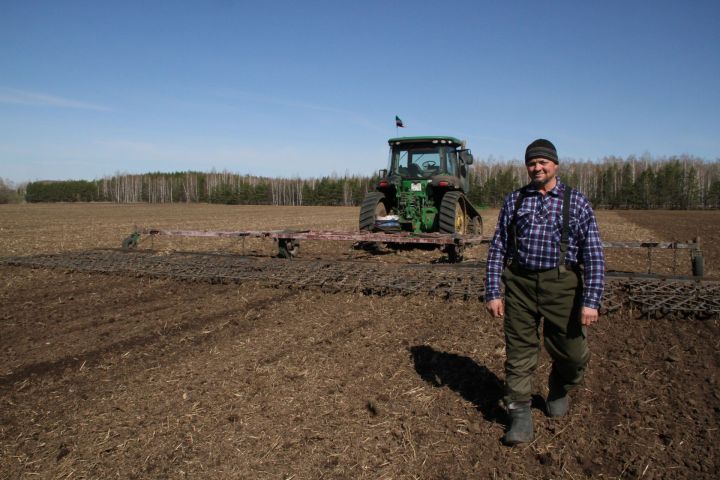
[383,136,474,192]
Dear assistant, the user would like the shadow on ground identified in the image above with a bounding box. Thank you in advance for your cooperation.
[409,345,506,424]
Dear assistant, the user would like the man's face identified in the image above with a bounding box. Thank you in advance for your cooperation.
[525,157,558,188]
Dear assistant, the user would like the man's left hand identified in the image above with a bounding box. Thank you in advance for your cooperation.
[581,307,599,326]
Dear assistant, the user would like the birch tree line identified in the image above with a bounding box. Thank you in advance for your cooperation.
[467,155,720,209]
[22,155,720,208]
[92,171,374,206]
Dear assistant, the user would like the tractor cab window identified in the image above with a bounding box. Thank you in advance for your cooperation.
[391,147,442,178]
[444,148,458,176]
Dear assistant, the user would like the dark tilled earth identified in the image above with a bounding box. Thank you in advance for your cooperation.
[1,264,718,479]
[1,206,719,479]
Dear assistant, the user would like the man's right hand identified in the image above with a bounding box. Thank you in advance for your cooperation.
[486,298,504,318]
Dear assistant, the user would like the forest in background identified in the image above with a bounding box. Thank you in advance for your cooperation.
[5,154,720,209]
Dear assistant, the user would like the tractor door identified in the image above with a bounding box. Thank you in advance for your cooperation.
[457,149,474,193]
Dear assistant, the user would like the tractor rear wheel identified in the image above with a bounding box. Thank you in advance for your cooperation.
[439,191,467,234]
[359,192,388,231]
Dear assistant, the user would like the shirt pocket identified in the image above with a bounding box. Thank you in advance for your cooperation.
[514,207,534,231]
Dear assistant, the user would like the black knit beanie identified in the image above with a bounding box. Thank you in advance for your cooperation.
[525,138,558,164]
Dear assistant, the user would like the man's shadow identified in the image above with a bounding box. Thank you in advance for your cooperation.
[410,345,544,425]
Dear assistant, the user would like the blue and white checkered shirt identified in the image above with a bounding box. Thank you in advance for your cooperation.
[484,180,605,309]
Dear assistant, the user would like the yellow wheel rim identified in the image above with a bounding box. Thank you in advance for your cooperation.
[454,202,466,234]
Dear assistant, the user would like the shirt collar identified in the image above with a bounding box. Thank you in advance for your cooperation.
[526,177,564,197]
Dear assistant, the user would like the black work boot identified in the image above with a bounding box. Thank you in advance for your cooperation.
[502,401,533,445]
[546,384,569,417]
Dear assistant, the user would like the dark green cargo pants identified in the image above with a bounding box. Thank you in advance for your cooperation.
[501,263,590,404]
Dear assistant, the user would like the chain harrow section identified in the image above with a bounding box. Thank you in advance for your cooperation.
[2,250,718,318]
[620,278,720,319]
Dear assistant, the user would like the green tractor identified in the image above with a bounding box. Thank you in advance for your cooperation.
[359,136,482,258]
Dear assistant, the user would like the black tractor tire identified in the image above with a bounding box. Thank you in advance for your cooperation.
[359,192,388,231]
[439,191,467,234]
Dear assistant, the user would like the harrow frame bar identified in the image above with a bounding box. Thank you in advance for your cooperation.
[123,227,703,276]
[136,227,486,246]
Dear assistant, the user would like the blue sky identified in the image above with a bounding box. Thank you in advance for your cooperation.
[1,0,719,183]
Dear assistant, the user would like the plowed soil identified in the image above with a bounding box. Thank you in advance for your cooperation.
[1,204,719,479]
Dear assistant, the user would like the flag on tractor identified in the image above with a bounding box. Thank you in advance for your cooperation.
[395,116,405,128]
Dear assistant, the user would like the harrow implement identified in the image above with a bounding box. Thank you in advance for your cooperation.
[622,278,720,319]
[2,249,717,318]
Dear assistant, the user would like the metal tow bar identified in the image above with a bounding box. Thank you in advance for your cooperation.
[121,227,487,262]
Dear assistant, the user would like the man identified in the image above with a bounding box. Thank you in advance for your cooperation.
[484,138,605,445]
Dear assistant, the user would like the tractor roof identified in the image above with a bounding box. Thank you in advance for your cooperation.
[388,136,465,147]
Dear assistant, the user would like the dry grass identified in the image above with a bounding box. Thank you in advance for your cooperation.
[0,203,359,257]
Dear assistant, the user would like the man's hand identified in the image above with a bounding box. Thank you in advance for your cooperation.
[486,298,504,318]
[580,307,599,326]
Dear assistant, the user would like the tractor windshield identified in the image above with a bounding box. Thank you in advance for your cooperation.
[389,145,457,179]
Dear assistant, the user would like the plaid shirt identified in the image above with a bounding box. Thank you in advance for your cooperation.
[484,179,605,309]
